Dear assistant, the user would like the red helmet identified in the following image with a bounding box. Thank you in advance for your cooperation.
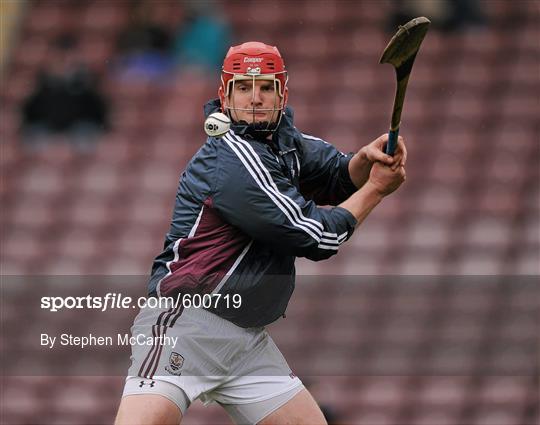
[220,41,288,98]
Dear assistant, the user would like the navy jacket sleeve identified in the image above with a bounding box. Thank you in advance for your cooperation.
[213,132,357,261]
[297,133,358,205]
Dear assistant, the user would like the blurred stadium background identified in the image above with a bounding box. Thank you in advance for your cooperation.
[1,0,538,424]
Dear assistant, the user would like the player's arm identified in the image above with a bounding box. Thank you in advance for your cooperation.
[213,136,357,261]
[340,160,406,225]
[297,133,406,205]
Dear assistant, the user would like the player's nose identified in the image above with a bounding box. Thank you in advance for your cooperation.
[250,88,264,105]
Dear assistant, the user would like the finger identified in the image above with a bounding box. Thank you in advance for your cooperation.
[399,166,406,180]
[390,163,405,174]
[392,151,405,168]
[373,133,389,148]
[391,153,404,170]
[365,144,393,164]
[396,137,407,165]
[369,147,394,165]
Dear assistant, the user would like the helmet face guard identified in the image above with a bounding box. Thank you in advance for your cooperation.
[222,72,288,132]
[219,42,288,134]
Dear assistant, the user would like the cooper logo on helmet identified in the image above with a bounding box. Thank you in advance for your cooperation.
[244,57,264,63]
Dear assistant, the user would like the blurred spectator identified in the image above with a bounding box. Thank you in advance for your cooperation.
[21,34,108,151]
[390,0,486,32]
[172,2,232,74]
[113,0,175,81]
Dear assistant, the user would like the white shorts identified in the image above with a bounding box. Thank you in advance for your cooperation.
[121,305,303,423]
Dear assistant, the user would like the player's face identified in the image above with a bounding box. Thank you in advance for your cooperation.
[224,78,284,124]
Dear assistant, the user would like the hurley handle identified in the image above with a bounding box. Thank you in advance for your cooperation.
[385,128,399,156]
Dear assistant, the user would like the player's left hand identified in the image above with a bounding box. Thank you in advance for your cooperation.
[361,133,407,171]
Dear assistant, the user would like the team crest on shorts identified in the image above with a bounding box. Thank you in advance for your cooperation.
[165,352,184,375]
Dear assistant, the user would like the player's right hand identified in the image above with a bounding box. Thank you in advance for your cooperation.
[367,161,406,196]
[362,133,407,170]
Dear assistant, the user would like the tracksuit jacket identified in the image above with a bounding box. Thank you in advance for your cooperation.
[147,99,358,327]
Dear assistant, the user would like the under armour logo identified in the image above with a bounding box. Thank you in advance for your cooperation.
[139,380,155,388]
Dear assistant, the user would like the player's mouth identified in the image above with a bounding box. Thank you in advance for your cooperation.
[249,111,267,117]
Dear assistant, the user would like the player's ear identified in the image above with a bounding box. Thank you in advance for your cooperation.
[218,86,227,112]
[283,87,289,107]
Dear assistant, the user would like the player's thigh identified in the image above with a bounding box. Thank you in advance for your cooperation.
[258,388,327,425]
[115,394,182,425]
